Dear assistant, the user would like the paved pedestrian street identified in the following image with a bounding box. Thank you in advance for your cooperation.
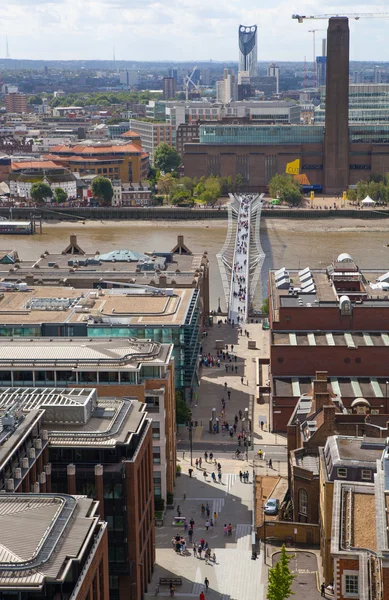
[146,457,265,599]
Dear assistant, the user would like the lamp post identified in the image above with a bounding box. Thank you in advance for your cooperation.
[188,420,194,467]
[262,505,267,565]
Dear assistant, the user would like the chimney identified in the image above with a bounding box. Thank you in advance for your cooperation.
[159,274,167,287]
[323,405,337,432]
[312,371,331,412]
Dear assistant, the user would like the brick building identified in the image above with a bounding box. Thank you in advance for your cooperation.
[0,494,109,600]
[330,447,389,599]
[269,254,389,431]
[5,92,27,114]
[0,386,154,600]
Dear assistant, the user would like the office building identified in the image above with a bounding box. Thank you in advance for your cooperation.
[315,83,389,124]
[238,24,258,78]
[162,77,176,100]
[119,69,139,87]
[5,92,27,114]
[0,386,154,600]
[169,68,178,83]
[267,63,280,94]
[128,119,174,165]
[374,66,382,83]
[216,69,238,104]
[45,139,149,183]
[0,494,109,599]
[0,284,200,395]
[268,253,389,431]
[316,56,327,87]
[353,70,365,84]
[0,337,177,501]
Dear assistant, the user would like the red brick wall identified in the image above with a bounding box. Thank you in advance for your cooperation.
[271,344,389,377]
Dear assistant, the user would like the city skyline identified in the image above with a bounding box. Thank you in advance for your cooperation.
[1,1,389,61]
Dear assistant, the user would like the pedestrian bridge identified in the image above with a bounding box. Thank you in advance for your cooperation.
[217,193,265,324]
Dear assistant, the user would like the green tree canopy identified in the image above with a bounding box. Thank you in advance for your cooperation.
[267,545,296,600]
[91,177,113,205]
[157,173,177,197]
[53,187,68,203]
[269,174,302,207]
[175,391,192,425]
[30,182,53,203]
[154,143,181,174]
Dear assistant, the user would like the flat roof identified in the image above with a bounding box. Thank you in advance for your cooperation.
[0,338,172,369]
[327,435,384,465]
[273,376,389,399]
[0,494,99,589]
[273,330,389,347]
[0,286,196,326]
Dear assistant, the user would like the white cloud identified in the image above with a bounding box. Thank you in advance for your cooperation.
[1,0,389,60]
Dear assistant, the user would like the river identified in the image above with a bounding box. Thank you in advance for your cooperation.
[4,218,389,310]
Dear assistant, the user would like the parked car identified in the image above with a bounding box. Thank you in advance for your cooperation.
[264,498,279,515]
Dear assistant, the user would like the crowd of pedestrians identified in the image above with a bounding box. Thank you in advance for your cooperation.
[230,195,253,326]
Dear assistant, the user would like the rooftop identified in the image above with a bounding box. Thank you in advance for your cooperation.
[0,285,196,326]
[327,435,384,466]
[0,493,101,590]
[273,375,389,400]
[0,338,172,369]
[0,387,147,448]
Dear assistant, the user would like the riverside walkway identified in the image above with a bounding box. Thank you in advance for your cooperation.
[218,193,264,322]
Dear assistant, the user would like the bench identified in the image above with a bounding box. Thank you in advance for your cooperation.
[159,577,183,586]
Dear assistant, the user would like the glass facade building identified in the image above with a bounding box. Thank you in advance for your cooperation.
[315,83,389,124]
[199,124,324,145]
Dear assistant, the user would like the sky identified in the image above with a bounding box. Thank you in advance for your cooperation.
[1,0,389,62]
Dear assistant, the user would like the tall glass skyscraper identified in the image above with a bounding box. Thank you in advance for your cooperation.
[238,24,258,78]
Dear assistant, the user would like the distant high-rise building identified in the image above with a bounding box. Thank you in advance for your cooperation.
[238,24,258,79]
[353,70,365,84]
[316,57,327,87]
[201,68,211,86]
[267,63,280,93]
[374,67,382,84]
[162,77,176,100]
[120,69,139,87]
[169,68,178,83]
[5,92,27,114]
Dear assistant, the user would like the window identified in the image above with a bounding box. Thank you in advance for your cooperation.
[361,469,371,480]
[345,574,359,596]
[337,468,347,479]
[152,422,160,439]
[153,449,161,464]
[299,488,308,515]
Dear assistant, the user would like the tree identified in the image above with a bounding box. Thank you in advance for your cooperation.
[175,391,192,425]
[157,173,177,197]
[154,143,181,173]
[279,184,302,207]
[30,182,53,204]
[236,173,245,192]
[267,545,295,600]
[268,174,302,207]
[204,176,221,204]
[54,187,68,203]
[91,177,113,205]
[261,297,269,315]
[171,189,192,205]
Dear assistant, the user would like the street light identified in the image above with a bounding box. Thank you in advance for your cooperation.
[262,505,267,565]
[188,420,194,466]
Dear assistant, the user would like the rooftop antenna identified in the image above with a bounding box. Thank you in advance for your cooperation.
[5,37,10,59]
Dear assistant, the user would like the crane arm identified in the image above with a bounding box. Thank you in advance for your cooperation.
[293,13,389,22]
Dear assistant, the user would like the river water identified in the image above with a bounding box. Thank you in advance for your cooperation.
[4,219,389,310]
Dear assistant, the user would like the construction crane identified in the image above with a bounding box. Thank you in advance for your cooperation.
[293,13,389,23]
[308,29,325,87]
[184,66,200,101]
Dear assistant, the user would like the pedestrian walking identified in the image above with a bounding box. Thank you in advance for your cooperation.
[223,524,228,535]
[227,390,231,400]
[239,470,243,482]
[201,504,205,516]
[213,511,217,523]
[199,457,202,468]
[245,470,249,482]
[193,543,197,557]
[189,468,193,477]
[177,505,181,517]
[190,517,195,529]
[204,577,209,590]
[268,458,273,469]
[195,459,199,469]
[239,409,242,419]
[205,520,210,531]
[182,451,185,460]
[321,583,326,597]
[170,583,175,597]
[224,381,227,388]
[189,528,193,541]
[227,523,232,536]
[218,471,222,483]
[204,451,208,462]
[198,546,202,559]
[212,551,216,563]
[200,592,205,600]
